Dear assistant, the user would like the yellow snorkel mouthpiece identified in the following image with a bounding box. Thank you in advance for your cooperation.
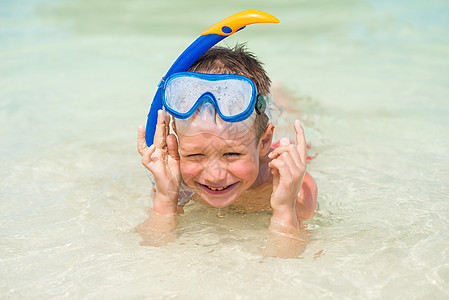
[201,10,279,36]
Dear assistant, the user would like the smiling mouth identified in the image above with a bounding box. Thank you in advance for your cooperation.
[207,185,227,191]
[198,182,238,194]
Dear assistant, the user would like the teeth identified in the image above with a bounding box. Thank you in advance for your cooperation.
[207,185,227,191]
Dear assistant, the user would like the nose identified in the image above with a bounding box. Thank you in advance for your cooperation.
[203,159,227,184]
[198,98,217,123]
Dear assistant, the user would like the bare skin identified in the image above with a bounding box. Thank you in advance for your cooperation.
[135,111,317,257]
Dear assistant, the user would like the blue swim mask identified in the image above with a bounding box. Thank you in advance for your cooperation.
[162,72,275,138]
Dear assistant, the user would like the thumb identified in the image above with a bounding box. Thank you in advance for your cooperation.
[166,134,180,161]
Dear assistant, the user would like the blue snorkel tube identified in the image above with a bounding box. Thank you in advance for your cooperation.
[145,10,279,146]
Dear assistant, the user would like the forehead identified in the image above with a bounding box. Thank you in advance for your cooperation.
[178,131,257,152]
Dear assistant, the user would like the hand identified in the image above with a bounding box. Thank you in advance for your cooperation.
[137,110,181,215]
[268,120,307,228]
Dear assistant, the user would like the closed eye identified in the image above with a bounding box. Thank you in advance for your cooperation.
[186,153,204,157]
[224,152,241,157]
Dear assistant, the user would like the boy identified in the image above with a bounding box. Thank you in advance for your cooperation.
[136,45,317,255]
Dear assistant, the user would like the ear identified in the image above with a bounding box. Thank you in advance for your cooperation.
[259,123,274,156]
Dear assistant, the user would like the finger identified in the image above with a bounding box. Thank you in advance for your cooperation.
[270,155,303,195]
[278,152,303,182]
[142,144,156,167]
[269,145,301,166]
[137,125,148,156]
[167,134,180,161]
[279,152,299,171]
[294,120,306,164]
[268,160,280,176]
[269,157,293,184]
[279,152,305,182]
[268,144,300,159]
[154,110,167,149]
[163,111,171,138]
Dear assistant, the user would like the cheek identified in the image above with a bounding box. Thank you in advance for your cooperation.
[228,159,259,182]
[180,160,202,181]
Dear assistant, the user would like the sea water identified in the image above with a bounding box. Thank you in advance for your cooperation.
[1,0,448,298]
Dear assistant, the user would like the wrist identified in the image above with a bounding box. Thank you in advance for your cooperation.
[271,207,299,229]
[153,194,178,216]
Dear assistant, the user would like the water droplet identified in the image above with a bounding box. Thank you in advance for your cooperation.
[216,208,225,218]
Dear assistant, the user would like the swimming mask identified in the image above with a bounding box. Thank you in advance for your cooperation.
[163,72,263,122]
[161,72,276,138]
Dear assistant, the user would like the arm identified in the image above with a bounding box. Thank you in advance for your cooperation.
[264,174,317,258]
[265,120,313,257]
[135,111,182,246]
[134,209,178,246]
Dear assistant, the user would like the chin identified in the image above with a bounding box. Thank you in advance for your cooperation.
[202,196,236,208]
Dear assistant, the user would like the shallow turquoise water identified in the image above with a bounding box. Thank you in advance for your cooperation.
[1,0,448,298]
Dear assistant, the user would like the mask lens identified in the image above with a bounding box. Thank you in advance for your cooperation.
[215,78,253,117]
[164,76,204,114]
[163,72,256,120]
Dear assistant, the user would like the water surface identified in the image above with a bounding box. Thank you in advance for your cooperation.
[1,0,448,298]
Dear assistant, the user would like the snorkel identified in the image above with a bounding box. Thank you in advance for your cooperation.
[145,10,279,146]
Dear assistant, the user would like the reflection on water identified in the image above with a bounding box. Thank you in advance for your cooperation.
[1,0,449,298]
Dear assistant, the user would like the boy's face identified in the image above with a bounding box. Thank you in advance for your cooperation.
[178,130,261,208]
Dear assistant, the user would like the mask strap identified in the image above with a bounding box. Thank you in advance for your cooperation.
[255,94,267,114]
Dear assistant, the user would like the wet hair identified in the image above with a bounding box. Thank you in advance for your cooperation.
[188,44,271,141]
